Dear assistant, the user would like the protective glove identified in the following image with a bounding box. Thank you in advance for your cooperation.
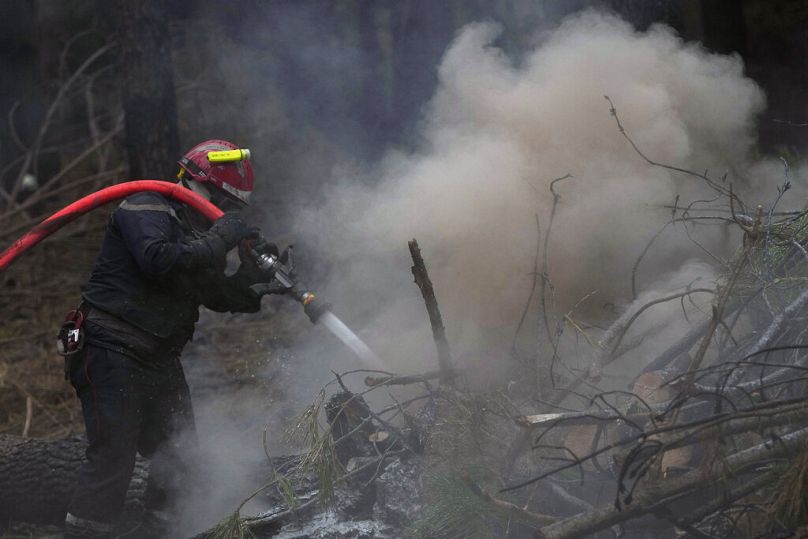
[208,212,256,251]
[239,232,279,263]
[249,281,289,297]
[236,232,279,282]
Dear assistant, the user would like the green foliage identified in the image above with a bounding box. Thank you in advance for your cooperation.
[407,469,513,539]
[283,390,343,508]
[305,432,342,507]
[275,472,300,509]
[204,511,256,539]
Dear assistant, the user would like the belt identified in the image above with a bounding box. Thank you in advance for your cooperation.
[80,301,179,362]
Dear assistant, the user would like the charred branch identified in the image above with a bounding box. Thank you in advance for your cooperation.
[364,368,455,387]
[408,239,453,385]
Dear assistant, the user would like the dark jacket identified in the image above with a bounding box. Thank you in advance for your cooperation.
[81,191,261,359]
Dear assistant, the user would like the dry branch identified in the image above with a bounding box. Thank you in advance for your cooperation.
[408,239,453,385]
[726,287,808,386]
[604,95,734,199]
[587,288,715,381]
[460,474,556,529]
[539,426,808,539]
[678,469,779,528]
[9,43,114,207]
[364,369,454,387]
[539,176,571,377]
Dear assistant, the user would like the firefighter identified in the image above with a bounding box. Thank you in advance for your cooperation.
[62,140,274,538]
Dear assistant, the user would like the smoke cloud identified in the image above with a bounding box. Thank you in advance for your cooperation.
[296,11,769,378]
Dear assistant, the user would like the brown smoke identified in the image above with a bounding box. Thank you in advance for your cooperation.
[299,11,773,374]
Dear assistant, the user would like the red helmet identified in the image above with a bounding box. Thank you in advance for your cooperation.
[178,139,254,205]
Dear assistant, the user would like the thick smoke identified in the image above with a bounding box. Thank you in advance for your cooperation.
[297,11,768,377]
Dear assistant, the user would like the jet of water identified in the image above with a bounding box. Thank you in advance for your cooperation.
[318,310,386,370]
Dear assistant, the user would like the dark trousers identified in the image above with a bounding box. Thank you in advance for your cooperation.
[67,342,196,525]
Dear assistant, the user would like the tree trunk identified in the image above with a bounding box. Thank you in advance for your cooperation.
[113,0,180,178]
[0,435,148,525]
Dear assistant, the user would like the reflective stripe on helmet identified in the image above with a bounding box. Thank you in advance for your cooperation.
[178,156,206,178]
[219,180,251,204]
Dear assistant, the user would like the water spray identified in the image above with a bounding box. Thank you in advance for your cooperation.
[0,180,384,368]
[249,248,385,368]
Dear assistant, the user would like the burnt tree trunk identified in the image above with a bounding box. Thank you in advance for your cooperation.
[0,435,148,525]
[114,0,180,177]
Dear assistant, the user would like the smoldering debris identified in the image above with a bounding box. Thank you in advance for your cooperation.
[192,181,808,538]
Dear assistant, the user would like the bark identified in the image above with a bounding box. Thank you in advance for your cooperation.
[726,288,808,385]
[113,0,180,177]
[0,434,148,525]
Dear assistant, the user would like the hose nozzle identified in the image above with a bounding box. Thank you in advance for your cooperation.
[251,248,328,323]
[286,287,330,323]
[303,296,332,324]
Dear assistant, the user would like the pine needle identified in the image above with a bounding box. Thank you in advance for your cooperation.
[204,511,256,539]
[282,389,343,508]
[407,470,513,539]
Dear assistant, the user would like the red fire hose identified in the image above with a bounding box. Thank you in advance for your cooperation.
[0,180,224,272]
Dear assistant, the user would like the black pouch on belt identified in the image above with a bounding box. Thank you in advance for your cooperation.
[57,306,87,379]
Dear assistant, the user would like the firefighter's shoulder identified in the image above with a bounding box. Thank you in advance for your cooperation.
[117,191,174,215]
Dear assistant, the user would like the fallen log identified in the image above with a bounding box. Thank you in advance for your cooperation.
[0,434,148,526]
